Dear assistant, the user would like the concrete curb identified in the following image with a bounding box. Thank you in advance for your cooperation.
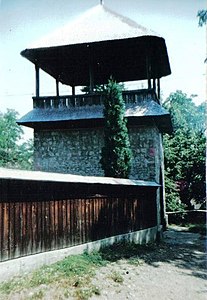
[0,226,158,282]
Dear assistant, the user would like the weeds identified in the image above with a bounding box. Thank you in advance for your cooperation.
[99,241,156,262]
[109,271,124,283]
[187,224,206,235]
[0,241,155,299]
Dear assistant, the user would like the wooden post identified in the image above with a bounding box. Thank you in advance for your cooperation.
[153,78,156,92]
[35,64,40,97]
[146,56,151,89]
[157,78,160,99]
[89,64,94,93]
[72,86,75,96]
[56,79,59,97]
[88,46,94,93]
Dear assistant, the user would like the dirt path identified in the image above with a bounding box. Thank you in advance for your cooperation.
[1,226,206,299]
[90,226,206,300]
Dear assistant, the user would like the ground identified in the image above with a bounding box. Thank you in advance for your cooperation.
[90,226,206,300]
[0,226,206,299]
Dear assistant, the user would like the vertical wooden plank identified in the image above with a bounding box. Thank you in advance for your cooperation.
[27,202,32,255]
[31,202,36,254]
[9,202,15,260]
[68,199,72,247]
[89,198,94,241]
[95,197,99,238]
[82,198,86,244]
[40,201,44,252]
[75,199,78,245]
[2,202,9,261]
[21,202,26,256]
[14,202,21,259]
[62,200,67,248]
[36,200,41,253]
[59,200,64,249]
[51,199,56,250]
[76,199,81,245]
[85,198,90,243]
[54,200,59,249]
[72,199,76,246]
[63,200,68,247]
[69,199,73,246]
[65,199,70,247]
[44,200,50,251]
[0,202,2,261]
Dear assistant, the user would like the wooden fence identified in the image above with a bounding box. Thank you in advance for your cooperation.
[0,173,158,262]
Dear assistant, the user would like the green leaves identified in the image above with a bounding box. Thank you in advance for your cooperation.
[197,9,207,26]
[163,91,206,211]
[0,109,33,169]
[100,79,132,178]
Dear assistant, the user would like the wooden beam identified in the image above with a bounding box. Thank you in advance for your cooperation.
[56,79,59,97]
[35,64,40,97]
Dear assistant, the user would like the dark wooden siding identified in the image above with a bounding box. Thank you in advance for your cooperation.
[0,178,157,262]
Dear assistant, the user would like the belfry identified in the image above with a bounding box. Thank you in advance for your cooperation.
[18,3,172,184]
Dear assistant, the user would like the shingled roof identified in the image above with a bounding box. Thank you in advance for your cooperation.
[21,4,171,86]
[29,4,157,49]
[18,97,172,133]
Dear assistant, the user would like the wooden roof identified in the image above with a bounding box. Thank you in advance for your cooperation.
[0,168,159,188]
[17,95,172,133]
[21,4,171,86]
[28,5,158,48]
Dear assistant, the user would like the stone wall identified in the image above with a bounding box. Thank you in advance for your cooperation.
[34,125,161,181]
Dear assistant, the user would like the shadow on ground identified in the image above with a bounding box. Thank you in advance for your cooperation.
[98,226,206,281]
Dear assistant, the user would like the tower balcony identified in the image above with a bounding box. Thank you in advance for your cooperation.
[18,88,172,133]
[33,89,159,109]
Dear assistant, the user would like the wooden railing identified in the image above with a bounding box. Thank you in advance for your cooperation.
[33,89,158,109]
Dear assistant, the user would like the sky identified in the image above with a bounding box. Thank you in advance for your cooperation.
[0,0,206,138]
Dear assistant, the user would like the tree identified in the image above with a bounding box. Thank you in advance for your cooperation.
[197,9,207,63]
[197,9,207,26]
[163,91,206,211]
[100,79,132,178]
[0,109,33,169]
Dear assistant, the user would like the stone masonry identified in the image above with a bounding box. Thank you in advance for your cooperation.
[34,125,161,182]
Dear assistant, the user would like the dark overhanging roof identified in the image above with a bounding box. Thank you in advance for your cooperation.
[17,97,172,133]
[20,4,171,86]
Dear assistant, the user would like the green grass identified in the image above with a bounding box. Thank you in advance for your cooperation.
[0,252,106,299]
[0,242,155,299]
[187,223,206,235]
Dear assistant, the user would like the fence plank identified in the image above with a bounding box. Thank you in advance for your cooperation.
[0,179,157,262]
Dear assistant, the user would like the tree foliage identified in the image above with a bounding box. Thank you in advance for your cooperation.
[100,79,132,178]
[163,91,206,211]
[197,9,207,26]
[0,109,33,170]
